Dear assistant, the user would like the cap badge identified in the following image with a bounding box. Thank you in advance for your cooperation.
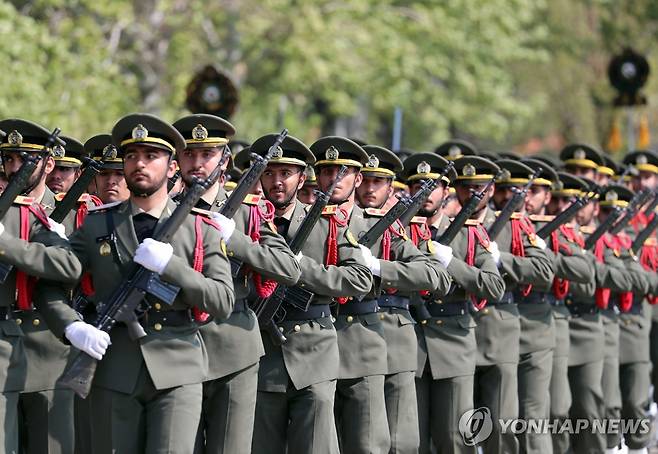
[305,166,316,179]
[605,190,618,202]
[52,144,65,158]
[192,124,208,140]
[417,161,432,174]
[132,124,148,140]
[8,130,22,146]
[574,148,586,160]
[366,154,379,168]
[555,181,564,190]
[103,144,118,159]
[448,145,461,158]
[500,169,511,180]
[463,163,476,177]
[637,155,648,165]
[325,146,339,161]
[272,146,283,159]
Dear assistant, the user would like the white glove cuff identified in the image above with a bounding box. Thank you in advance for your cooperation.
[371,259,381,277]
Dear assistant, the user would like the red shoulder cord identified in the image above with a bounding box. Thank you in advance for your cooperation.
[635,212,658,305]
[593,235,612,310]
[550,225,583,299]
[78,195,103,298]
[608,232,634,311]
[467,225,490,310]
[246,200,278,298]
[380,221,406,295]
[511,217,533,296]
[411,222,432,297]
[326,208,349,304]
[15,205,50,310]
[190,215,221,322]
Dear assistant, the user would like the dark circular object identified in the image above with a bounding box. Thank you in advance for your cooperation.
[185,65,239,119]
[608,48,650,94]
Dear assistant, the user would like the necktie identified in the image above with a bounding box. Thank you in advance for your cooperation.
[133,213,158,243]
[273,217,290,238]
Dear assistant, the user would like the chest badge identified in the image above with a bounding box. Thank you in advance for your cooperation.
[99,241,112,257]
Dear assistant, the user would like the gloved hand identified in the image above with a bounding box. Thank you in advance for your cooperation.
[431,241,453,267]
[64,321,111,360]
[358,244,381,276]
[489,241,501,266]
[0,221,4,237]
[294,251,303,263]
[48,218,67,239]
[210,212,236,244]
[134,238,173,274]
[533,236,547,250]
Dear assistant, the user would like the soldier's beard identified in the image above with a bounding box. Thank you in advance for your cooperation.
[418,208,436,217]
[270,190,297,209]
[127,174,168,198]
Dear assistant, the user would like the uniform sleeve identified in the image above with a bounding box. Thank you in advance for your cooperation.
[227,222,301,285]
[498,242,555,287]
[298,228,373,296]
[32,279,81,339]
[160,223,235,320]
[446,244,505,301]
[546,248,591,284]
[379,236,451,295]
[595,251,632,292]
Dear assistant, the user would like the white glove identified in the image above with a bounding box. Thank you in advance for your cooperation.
[210,212,236,244]
[294,251,303,263]
[48,218,67,239]
[0,221,4,237]
[64,321,111,360]
[134,238,173,274]
[359,244,381,277]
[533,236,547,250]
[431,241,453,267]
[489,241,501,266]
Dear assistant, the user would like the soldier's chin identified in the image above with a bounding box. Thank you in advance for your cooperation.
[127,180,161,198]
[418,208,435,217]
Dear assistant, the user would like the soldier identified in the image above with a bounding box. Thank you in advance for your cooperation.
[298,166,318,205]
[86,134,130,204]
[405,153,505,454]
[434,140,477,161]
[597,155,618,187]
[172,115,302,454]
[252,135,372,454]
[46,135,84,194]
[354,145,451,453]
[560,144,601,181]
[481,159,555,454]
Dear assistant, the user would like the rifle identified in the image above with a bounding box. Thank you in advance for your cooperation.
[631,208,658,252]
[50,145,116,223]
[167,169,181,193]
[252,166,348,345]
[58,161,225,399]
[0,128,65,283]
[397,162,455,227]
[641,191,658,218]
[583,206,624,250]
[436,174,498,245]
[224,129,288,277]
[487,169,540,241]
[535,189,598,240]
[609,190,651,235]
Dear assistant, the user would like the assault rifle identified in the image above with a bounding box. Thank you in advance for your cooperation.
[59,161,225,399]
[397,162,455,227]
[583,205,624,250]
[487,168,540,241]
[225,129,288,277]
[631,208,658,252]
[0,128,65,283]
[535,188,600,240]
[609,190,651,235]
[252,166,348,344]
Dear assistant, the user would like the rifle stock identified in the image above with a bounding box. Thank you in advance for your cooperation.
[487,169,540,241]
[583,206,623,250]
[397,162,455,227]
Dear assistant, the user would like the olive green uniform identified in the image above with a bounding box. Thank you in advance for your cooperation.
[252,200,373,454]
[337,206,449,454]
[414,213,505,454]
[193,188,301,454]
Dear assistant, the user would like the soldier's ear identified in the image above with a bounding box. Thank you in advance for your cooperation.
[297,170,307,191]
[354,171,363,188]
[43,156,56,176]
[166,158,177,179]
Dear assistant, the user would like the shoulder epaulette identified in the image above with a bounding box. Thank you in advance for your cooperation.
[364,207,385,217]
[88,200,122,213]
[322,205,338,215]
[191,207,214,217]
[13,196,35,206]
[410,216,427,224]
[465,219,481,226]
[644,238,658,247]
[243,194,261,205]
[54,192,94,203]
[529,214,554,222]
[510,212,523,220]
[579,226,595,234]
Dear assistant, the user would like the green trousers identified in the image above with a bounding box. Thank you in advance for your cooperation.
[0,391,18,454]
[18,389,74,454]
[89,366,202,454]
[619,361,652,450]
[194,362,258,454]
[74,394,92,454]
[385,371,419,454]
[601,320,621,449]
[549,351,571,453]
[517,348,553,454]
[252,380,339,454]
[567,361,606,453]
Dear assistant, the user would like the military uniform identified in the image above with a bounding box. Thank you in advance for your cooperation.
[410,155,506,454]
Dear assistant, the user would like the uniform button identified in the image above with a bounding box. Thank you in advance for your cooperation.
[300,283,305,287]
[348,297,353,301]
[228,251,234,256]
[566,299,572,305]
[32,318,40,326]
[154,323,162,331]
[331,316,336,323]
[437,299,443,304]
[279,326,284,333]
[15,318,22,325]
[293,324,301,332]
[386,282,392,286]
[482,308,490,315]
[154,303,162,311]
[347,316,354,323]
[435,319,443,325]
[421,320,427,325]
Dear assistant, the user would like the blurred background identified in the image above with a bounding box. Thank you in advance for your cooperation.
[1,0,657,156]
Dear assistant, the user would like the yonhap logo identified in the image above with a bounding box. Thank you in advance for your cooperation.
[459,407,493,446]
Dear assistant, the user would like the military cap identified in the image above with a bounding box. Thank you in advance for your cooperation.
[311,136,368,168]
[552,172,589,198]
[251,134,314,168]
[394,148,414,162]
[478,151,500,162]
[173,114,236,150]
[233,146,251,171]
[560,144,604,169]
[228,139,250,155]
[53,135,84,168]
[497,150,524,161]
[434,140,477,161]
[0,119,53,154]
[402,152,457,185]
[494,159,534,187]
[623,150,658,175]
[522,158,558,188]
[531,154,562,171]
[361,145,402,179]
[84,134,123,170]
[111,113,185,154]
[577,176,601,198]
[302,166,318,187]
[599,184,634,209]
[452,156,500,185]
[349,137,368,146]
[598,154,619,177]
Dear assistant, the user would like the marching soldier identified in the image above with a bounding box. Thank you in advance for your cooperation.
[353,145,451,453]
[481,159,555,454]
[46,135,84,195]
[85,134,130,204]
[172,116,302,454]
[406,154,505,454]
[298,165,318,204]
[252,134,372,454]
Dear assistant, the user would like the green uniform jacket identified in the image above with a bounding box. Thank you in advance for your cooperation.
[415,213,505,379]
[617,249,651,365]
[35,198,234,394]
[198,188,300,381]
[258,201,372,392]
